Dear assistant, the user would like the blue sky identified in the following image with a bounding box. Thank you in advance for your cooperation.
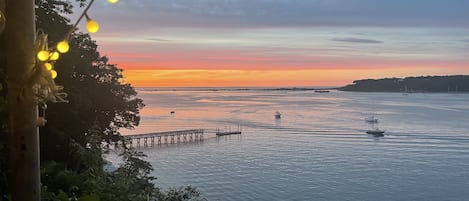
[90,0,469,28]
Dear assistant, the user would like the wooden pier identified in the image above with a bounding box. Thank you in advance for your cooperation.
[124,129,204,148]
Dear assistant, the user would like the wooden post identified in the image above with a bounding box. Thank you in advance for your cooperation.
[5,0,40,200]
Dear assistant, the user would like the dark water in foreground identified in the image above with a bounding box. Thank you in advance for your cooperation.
[120,89,469,201]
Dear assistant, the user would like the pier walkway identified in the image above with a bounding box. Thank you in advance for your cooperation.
[124,129,204,148]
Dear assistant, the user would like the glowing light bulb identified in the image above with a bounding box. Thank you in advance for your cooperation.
[86,19,99,33]
[49,51,60,60]
[44,63,53,71]
[107,0,119,3]
[50,70,58,79]
[57,40,69,53]
[37,50,50,61]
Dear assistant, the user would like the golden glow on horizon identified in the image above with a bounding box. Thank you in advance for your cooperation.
[121,68,451,87]
[99,47,469,87]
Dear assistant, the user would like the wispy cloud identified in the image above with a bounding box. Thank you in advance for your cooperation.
[146,38,171,42]
[331,38,383,44]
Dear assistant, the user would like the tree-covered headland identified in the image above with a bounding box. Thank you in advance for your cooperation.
[339,75,469,92]
[0,0,204,200]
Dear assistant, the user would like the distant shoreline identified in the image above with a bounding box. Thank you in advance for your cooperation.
[339,75,469,93]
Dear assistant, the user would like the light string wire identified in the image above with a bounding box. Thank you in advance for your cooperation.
[31,0,117,126]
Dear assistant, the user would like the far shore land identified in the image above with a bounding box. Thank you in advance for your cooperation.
[339,75,469,93]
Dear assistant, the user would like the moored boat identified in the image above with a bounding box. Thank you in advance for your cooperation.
[275,111,281,119]
[366,128,385,136]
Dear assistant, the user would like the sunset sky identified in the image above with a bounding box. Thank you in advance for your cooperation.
[76,0,469,87]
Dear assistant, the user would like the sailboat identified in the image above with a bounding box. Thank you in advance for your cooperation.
[366,121,385,136]
[364,113,384,136]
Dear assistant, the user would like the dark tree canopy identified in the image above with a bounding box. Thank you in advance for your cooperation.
[1,1,204,200]
[33,0,144,166]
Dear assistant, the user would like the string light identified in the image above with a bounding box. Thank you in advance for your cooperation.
[50,70,58,79]
[54,0,109,55]
[49,51,60,60]
[86,19,99,33]
[57,40,69,53]
[37,50,50,61]
[44,63,53,71]
[53,0,119,55]
[85,15,100,33]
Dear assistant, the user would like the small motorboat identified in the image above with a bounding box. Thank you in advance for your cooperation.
[275,111,281,119]
[366,128,385,136]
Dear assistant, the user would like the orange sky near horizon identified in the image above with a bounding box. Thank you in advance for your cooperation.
[103,43,469,87]
[121,67,459,87]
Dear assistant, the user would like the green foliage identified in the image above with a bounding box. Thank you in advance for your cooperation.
[108,150,158,201]
[40,149,205,201]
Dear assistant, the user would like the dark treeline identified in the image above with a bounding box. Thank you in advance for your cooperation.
[339,75,469,92]
[0,0,204,200]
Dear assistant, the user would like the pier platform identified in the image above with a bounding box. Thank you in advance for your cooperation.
[216,131,242,136]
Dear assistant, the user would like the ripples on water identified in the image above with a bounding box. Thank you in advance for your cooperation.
[120,89,469,201]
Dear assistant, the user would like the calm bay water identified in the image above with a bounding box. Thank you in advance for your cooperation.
[121,89,469,201]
